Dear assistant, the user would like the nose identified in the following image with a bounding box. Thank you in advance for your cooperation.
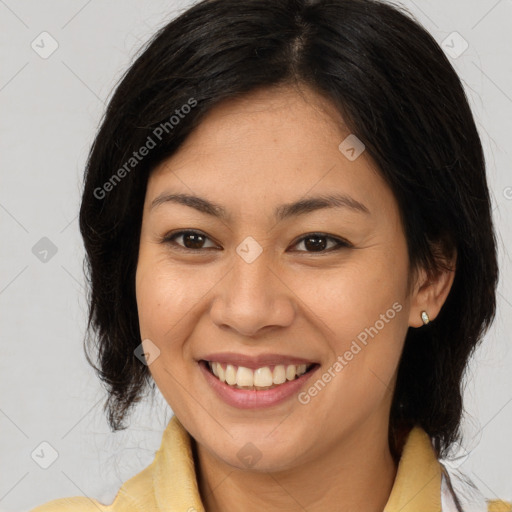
[209,250,296,337]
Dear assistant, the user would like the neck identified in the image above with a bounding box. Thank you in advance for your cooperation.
[194,421,398,512]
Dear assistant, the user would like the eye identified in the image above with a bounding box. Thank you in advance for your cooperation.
[160,230,219,251]
[160,230,352,253]
[289,233,352,253]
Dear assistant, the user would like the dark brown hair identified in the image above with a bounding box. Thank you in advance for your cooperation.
[79,0,498,457]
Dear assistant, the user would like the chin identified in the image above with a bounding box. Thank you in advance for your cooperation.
[205,427,310,473]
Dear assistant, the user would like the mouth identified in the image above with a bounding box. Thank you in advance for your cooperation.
[199,360,320,391]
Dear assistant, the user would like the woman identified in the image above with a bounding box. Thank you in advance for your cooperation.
[31,0,510,510]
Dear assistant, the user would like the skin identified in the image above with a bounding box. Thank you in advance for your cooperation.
[135,83,456,512]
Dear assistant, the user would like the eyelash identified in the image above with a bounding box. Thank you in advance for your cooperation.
[159,229,352,254]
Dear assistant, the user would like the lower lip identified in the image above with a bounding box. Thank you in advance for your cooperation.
[198,360,320,409]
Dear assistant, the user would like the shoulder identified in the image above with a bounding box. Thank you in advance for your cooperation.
[30,455,159,512]
[488,500,512,512]
[29,496,112,512]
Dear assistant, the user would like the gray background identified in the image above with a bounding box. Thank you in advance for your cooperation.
[0,0,511,510]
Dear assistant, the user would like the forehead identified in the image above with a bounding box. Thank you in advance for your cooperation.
[147,85,396,223]
[170,84,349,156]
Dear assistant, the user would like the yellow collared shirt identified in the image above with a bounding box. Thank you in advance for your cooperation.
[30,415,511,512]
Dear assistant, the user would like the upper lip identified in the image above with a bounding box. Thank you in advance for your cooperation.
[199,352,318,370]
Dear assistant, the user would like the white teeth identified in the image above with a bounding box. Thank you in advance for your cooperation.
[217,363,225,382]
[286,365,296,381]
[236,366,254,387]
[225,364,237,385]
[273,364,286,384]
[254,367,273,387]
[208,361,311,389]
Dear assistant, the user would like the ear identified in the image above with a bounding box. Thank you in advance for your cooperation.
[408,246,457,328]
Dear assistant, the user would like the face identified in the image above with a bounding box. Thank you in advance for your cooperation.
[136,84,415,472]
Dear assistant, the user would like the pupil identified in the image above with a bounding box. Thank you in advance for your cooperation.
[184,232,204,249]
[305,235,326,251]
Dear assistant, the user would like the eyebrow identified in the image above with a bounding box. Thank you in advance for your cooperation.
[150,191,370,221]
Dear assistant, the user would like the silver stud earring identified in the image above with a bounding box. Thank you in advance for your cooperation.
[421,311,430,325]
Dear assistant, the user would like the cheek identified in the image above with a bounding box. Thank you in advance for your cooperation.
[136,264,180,334]
[303,252,408,343]
[135,252,222,354]
[135,257,202,406]
[135,250,197,347]
[295,250,408,403]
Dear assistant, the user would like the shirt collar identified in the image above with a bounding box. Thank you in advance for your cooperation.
[384,426,442,512]
[154,415,442,512]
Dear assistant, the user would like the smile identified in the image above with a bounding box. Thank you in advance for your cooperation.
[198,360,320,409]
[205,361,316,390]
